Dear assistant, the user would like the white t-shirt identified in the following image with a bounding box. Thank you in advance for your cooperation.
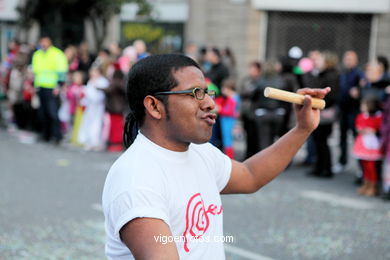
[102,133,232,260]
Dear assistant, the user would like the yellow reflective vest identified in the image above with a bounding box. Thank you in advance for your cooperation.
[32,46,68,88]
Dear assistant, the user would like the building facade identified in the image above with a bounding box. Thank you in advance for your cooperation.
[118,0,188,54]
[0,0,19,60]
[4,0,390,80]
[186,0,390,79]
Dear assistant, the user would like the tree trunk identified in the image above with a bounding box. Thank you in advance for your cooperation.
[53,8,63,48]
[39,7,63,48]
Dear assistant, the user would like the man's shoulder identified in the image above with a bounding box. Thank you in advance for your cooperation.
[47,46,65,56]
[110,142,160,173]
[48,45,61,51]
[32,49,44,57]
[104,144,164,195]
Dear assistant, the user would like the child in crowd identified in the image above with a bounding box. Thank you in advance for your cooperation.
[67,71,84,123]
[65,71,84,144]
[78,67,109,151]
[352,97,383,196]
[215,79,240,159]
[70,100,84,145]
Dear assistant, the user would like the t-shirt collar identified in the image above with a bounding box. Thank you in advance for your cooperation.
[137,132,190,161]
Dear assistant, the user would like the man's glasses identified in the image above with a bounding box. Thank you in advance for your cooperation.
[154,87,216,100]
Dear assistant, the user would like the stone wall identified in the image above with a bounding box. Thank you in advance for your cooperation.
[186,0,262,82]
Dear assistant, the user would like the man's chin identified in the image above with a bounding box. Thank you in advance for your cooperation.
[191,133,213,145]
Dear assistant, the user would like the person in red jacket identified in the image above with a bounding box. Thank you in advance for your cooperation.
[215,79,240,158]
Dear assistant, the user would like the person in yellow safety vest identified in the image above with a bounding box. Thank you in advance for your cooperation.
[32,36,68,144]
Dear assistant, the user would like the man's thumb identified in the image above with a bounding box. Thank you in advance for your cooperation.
[303,95,312,110]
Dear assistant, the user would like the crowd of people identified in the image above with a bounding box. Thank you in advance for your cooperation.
[187,45,390,201]
[0,37,149,151]
[1,38,390,200]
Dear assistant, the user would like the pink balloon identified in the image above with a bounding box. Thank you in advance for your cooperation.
[299,58,314,73]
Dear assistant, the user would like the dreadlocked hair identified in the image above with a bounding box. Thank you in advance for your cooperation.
[123,54,201,148]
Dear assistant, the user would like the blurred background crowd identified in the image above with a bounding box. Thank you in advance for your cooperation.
[0,36,390,202]
[1,1,390,258]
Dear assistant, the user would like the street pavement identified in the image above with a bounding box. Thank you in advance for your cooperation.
[0,128,389,260]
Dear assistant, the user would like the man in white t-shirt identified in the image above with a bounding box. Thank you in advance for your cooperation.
[102,54,330,259]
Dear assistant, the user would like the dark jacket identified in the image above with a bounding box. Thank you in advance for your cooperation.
[205,62,229,90]
[253,75,286,111]
[339,67,364,111]
[318,68,339,108]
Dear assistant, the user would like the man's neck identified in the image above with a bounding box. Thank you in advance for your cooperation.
[140,127,190,152]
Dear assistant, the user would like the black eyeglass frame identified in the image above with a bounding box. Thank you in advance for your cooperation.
[154,87,216,100]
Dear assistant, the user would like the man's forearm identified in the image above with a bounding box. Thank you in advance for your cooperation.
[224,88,329,194]
[244,126,311,190]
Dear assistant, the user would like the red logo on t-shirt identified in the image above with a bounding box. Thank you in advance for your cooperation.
[182,193,223,252]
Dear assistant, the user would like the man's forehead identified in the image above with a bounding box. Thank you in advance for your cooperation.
[171,67,206,90]
[173,66,205,81]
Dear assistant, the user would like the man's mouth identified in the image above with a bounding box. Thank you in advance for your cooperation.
[201,113,216,126]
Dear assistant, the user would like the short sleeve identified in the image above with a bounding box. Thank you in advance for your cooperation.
[213,148,232,192]
[107,187,170,240]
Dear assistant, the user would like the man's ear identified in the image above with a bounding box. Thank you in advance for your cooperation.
[143,95,165,120]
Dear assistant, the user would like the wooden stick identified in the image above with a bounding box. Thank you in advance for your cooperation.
[264,87,326,110]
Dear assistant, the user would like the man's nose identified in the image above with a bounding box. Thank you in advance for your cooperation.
[200,93,215,111]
